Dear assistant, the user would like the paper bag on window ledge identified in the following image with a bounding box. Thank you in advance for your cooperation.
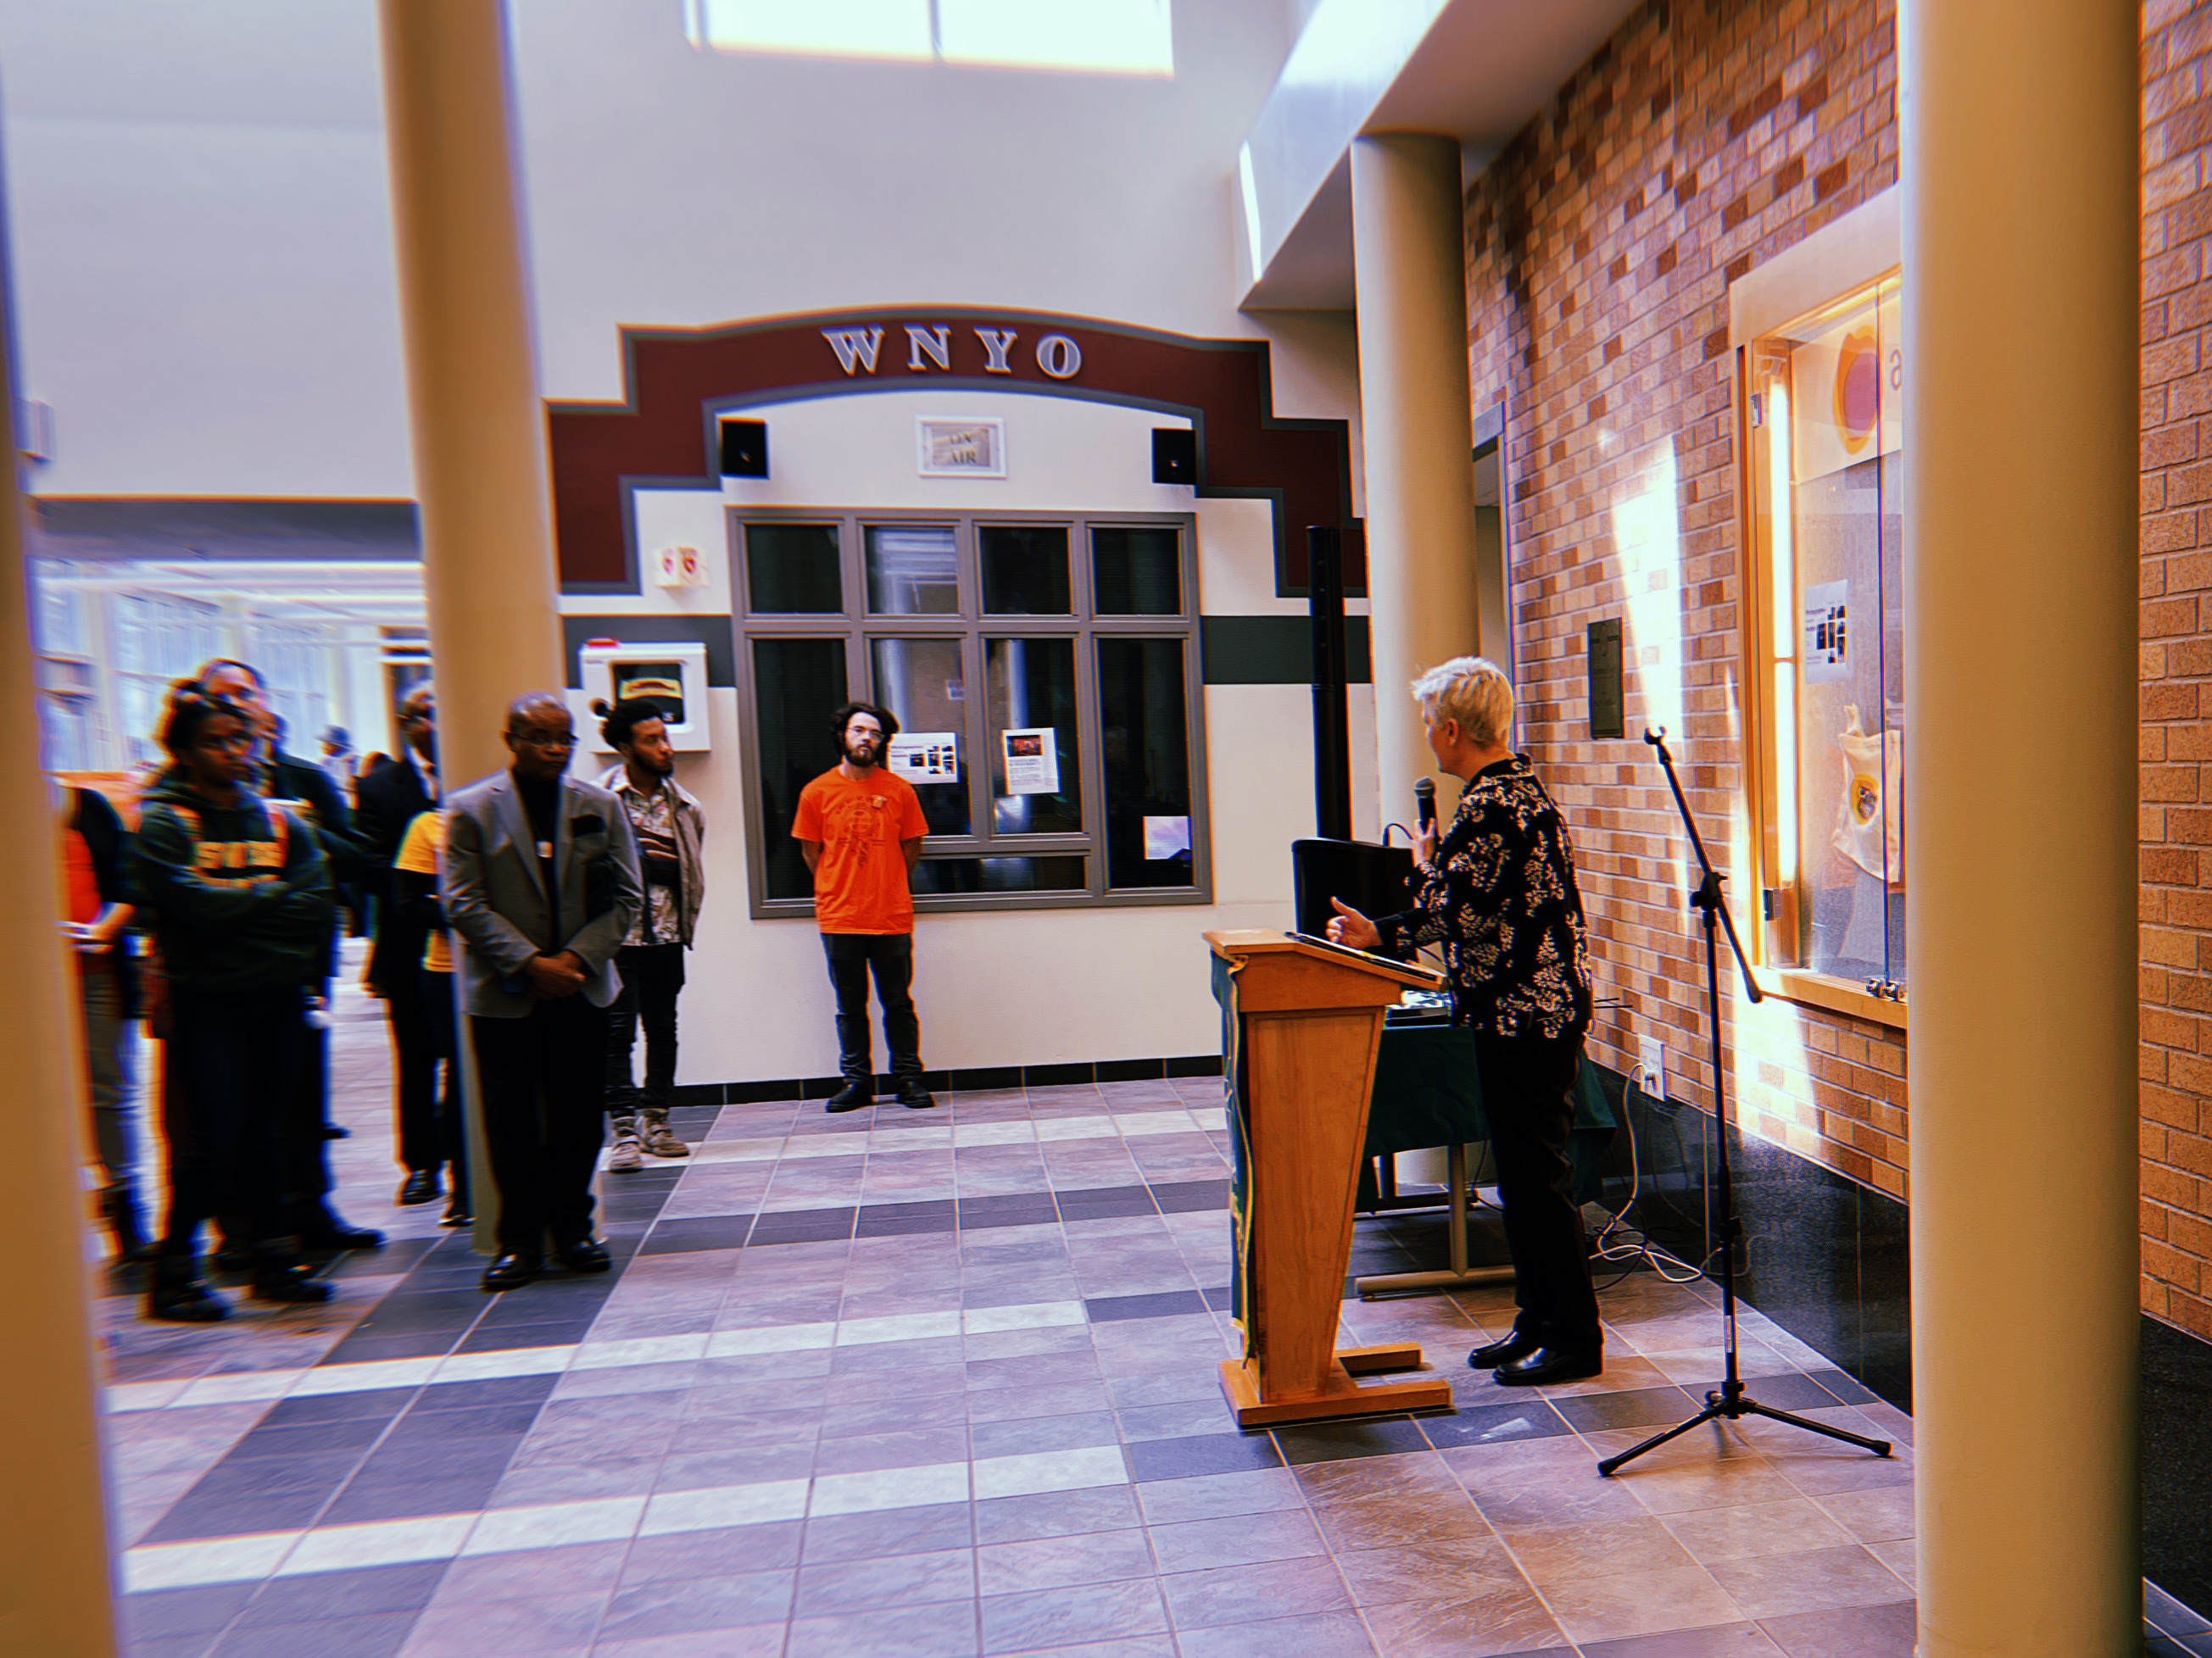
[1831,704,1904,889]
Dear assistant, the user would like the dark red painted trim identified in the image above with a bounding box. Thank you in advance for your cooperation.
[546,307,1362,594]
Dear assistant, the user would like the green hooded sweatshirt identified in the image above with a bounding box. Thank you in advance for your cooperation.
[131,770,335,995]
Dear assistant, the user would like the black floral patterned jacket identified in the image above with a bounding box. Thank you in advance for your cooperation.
[1375,754,1592,1041]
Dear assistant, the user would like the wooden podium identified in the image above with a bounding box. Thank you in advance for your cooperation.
[1207,928,1454,1427]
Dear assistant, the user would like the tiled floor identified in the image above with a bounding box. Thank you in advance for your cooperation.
[94,960,1947,1656]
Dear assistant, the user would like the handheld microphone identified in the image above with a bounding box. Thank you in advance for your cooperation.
[1413,776,1437,837]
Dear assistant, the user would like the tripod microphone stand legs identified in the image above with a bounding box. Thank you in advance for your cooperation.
[1603,732,1895,1480]
[1597,1382,1891,1477]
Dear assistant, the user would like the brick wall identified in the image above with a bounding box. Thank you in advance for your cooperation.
[2141,0,2212,1340]
[1461,0,1908,1197]
[1466,0,2212,1335]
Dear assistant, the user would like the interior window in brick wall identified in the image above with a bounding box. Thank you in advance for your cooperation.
[1747,273,1905,1001]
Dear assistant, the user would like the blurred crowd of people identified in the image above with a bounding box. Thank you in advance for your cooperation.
[58,661,712,1317]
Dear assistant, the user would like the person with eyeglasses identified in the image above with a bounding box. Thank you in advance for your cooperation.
[441,693,641,1292]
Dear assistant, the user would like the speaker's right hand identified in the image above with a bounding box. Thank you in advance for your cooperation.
[1326,898,1380,953]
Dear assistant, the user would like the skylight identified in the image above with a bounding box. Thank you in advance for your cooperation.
[683,0,1174,76]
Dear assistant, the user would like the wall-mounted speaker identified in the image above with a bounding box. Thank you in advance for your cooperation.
[1152,427,1196,485]
[719,418,768,478]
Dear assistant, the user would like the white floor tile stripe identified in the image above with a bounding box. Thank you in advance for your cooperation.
[276,1513,476,1577]
[109,1303,1094,1415]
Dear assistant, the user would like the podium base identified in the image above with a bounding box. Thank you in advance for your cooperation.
[1218,1348,1451,1427]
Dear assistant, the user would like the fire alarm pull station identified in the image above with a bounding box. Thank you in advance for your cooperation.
[576,639,711,754]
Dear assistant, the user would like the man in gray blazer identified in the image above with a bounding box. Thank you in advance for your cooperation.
[443,693,642,1291]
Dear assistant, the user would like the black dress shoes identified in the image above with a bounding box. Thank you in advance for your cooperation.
[397,1171,441,1206]
[825,1084,873,1114]
[1468,1329,1542,1370]
[553,1237,611,1274]
[439,1199,474,1228]
[894,1082,937,1110]
[481,1252,542,1291]
[1495,1347,1603,1387]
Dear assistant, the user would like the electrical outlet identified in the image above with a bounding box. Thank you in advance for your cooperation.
[1635,1036,1664,1099]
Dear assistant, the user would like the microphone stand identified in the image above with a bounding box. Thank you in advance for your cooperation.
[1597,729,1891,1477]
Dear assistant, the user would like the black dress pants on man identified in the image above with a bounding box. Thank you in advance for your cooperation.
[1474,1030,1602,1355]
[471,998,610,1255]
[163,987,307,1249]
[385,953,443,1175]
[822,932,922,1088]
[605,943,686,1127]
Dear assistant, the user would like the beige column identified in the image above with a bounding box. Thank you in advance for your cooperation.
[1351,133,1482,827]
[378,0,565,782]
[0,294,120,1654]
[1904,2,2139,1654]
[379,0,567,1250]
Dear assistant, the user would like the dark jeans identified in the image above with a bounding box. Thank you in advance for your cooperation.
[471,998,610,1255]
[383,954,442,1173]
[80,963,138,1188]
[822,932,921,1088]
[280,997,337,1224]
[161,987,307,1251]
[606,943,687,1125]
[1475,1030,1602,1355]
[421,968,469,1208]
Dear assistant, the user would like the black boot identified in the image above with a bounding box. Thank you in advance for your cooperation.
[249,1244,334,1305]
[146,1252,228,1323]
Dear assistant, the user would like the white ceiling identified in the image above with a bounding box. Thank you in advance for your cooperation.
[1240,0,1641,309]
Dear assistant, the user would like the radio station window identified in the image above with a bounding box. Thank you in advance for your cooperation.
[1744,271,1905,1009]
[736,511,1206,916]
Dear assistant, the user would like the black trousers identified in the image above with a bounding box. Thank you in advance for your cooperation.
[162,987,307,1251]
[421,968,470,1208]
[384,954,443,1172]
[280,991,337,1224]
[822,932,921,1087]
[1475,1030,1602,1354]
[605,943,687,1124]
[471,998,610,1255]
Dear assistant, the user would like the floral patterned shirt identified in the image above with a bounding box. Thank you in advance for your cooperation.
[1376,754,1592,1041]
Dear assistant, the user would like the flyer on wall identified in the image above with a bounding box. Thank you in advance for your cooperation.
[888,732,959,782]
[1001,727,1060,794]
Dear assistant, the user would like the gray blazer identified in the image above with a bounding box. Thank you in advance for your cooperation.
[441,769,642,1018]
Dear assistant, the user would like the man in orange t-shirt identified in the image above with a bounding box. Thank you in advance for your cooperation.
[792,701,933,1113]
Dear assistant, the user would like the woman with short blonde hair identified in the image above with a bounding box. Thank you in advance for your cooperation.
[1411,656,1515,749]
[1330,655,1601,1384]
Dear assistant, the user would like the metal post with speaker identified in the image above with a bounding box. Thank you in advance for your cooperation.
[1307,525,1352,842]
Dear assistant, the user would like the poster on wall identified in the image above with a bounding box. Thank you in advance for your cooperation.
[1001,727,1060,794]
[888,732,959,782]
[1802,580,1849,683]
[1790,287,1903,484]
[1143,815,1191,860]
[650,544,709,587]
[917,417,1006,478]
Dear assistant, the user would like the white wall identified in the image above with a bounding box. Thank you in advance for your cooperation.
[0,0,1358,492]
[579,385,1377,1085]
[0,0,412,497]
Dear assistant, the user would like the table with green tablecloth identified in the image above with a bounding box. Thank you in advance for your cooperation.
[1356,1020,1618,1294]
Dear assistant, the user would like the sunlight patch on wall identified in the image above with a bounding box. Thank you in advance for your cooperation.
[1612,436,1685,855]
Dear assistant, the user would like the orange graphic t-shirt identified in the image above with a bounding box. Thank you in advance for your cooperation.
[791,767,929,934]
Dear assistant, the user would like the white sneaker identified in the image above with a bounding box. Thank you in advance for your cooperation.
[607,1127,644,1172]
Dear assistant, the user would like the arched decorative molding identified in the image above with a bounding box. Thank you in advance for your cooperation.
[546,307,1362,595]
